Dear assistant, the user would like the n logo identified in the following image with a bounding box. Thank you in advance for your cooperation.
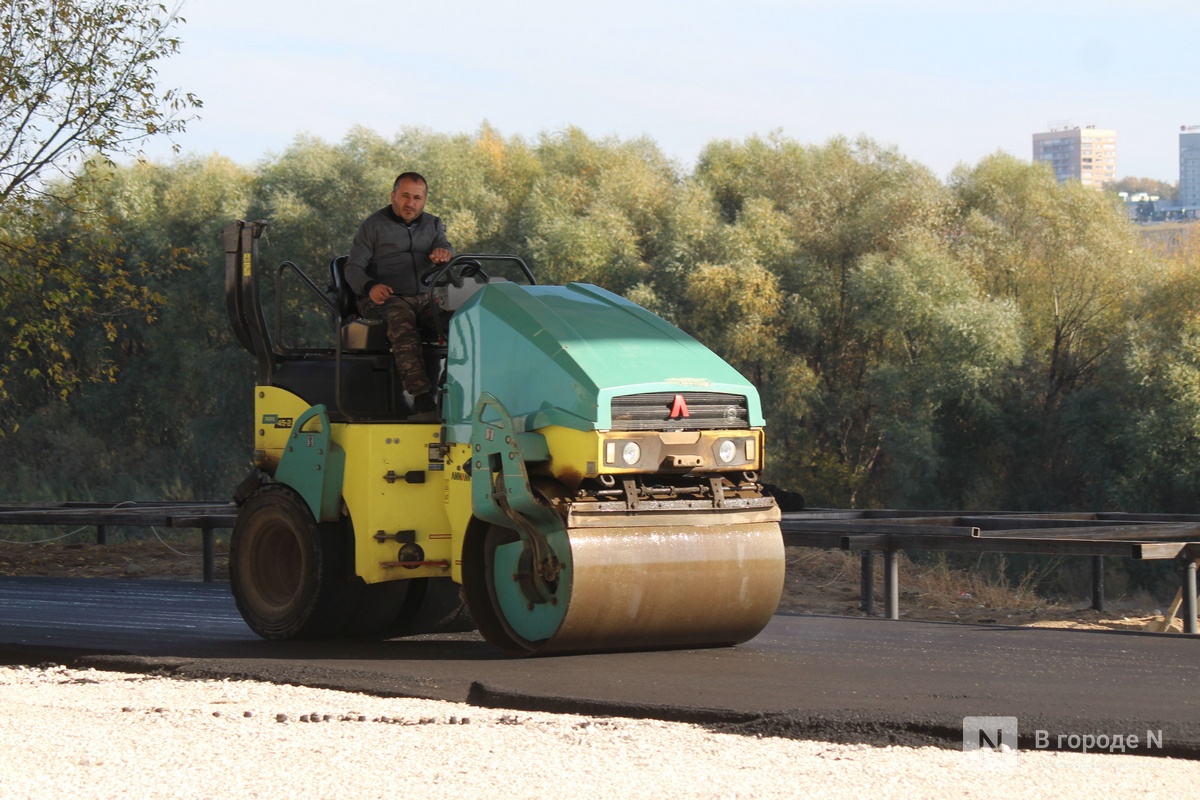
[669,394,690,419]
[963,716,1019,753]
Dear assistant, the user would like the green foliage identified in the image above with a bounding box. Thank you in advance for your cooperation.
[520,128,677,290]
[1101,254,1200,512]
[0,154,254,499]
[952,154,1149,408]
[0,165,170,430]
[0,0,199,210]
[849,241,1022,505]
[1,124,1194,538]
[0,0,199,431]
[945,154,1164,509]
[415,122,543,254]
[1105,175,1179,203]
[689,135,969,505]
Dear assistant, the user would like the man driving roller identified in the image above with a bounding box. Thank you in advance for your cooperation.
[344,171,454,416]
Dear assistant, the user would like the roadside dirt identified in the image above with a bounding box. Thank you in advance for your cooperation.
[0,537,1186,634]
[777,547,1185,633]
[0,538,228,582]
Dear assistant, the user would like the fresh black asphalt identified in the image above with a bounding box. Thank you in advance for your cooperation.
[1,576,1197,757]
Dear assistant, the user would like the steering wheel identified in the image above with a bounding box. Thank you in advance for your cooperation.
[458,260,489,281]
[420,259,487,289]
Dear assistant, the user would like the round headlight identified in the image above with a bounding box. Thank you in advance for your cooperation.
[621,441,642,466]
[716,439,738,464]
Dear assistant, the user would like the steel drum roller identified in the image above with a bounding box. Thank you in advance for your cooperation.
[469,517,785,656]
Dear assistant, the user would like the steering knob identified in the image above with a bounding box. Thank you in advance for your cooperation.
[459,260,488,280]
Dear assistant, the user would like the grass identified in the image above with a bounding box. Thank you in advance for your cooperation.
[780,547,1163,623]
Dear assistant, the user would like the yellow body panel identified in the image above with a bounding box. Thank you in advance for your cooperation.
[443,444,475,584]
[337,423,452,584]
[256,388,463,586]
[253,387,315,472]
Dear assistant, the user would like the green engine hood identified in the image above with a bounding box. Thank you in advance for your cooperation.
[443,282,763,440]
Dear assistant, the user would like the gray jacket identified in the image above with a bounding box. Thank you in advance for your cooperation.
[344,207,454,297]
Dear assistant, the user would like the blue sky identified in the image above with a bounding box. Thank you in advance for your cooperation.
[144,0,1198,182]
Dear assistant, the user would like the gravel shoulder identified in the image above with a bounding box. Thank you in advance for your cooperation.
[4,664,1198,799]
[4,538,1197,796]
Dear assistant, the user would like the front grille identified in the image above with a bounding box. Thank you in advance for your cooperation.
[610,392,750,431]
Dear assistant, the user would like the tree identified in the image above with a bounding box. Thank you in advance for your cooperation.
[1105,176,1178,204]
[0,154,255,500]
[690,135,959,506]
[951,154,1151,411]
[519,128,678,291]
[1098,239,1200,512]
[847,239,1022,506]
[0,0,199,430]
[949,154,1162,509]
[0,0,199,211]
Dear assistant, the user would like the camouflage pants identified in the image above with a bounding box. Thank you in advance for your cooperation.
[357,293,442,397]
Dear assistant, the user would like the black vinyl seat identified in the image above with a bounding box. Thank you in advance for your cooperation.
[329,255,390,352]
[328,255,448,396]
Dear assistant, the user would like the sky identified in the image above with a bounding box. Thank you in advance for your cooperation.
[141,0,1199,182]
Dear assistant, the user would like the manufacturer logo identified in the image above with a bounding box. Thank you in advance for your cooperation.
[669,394,690,419]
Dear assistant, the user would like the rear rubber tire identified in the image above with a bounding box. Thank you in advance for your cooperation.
[230,484,359,639]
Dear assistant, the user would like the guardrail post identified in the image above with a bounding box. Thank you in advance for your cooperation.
[1091,555,1105,612]
[1184,560,1198,635]
[884,549,899,620]
[202,526,215,583]
[96,525,107,545]
[860,550,875,615]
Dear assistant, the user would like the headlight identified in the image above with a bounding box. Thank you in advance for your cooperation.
[716,439,738,464]
[604,439,644,467]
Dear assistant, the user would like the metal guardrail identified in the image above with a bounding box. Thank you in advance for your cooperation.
[0,502,236,583]
[2,502,1198,630]
[781,510,1200,633]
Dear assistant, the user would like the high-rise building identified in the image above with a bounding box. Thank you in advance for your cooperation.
[1032,125,1117,189]
[1181,126,1200,211]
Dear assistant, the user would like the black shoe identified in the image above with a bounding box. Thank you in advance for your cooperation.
[410,391,439,420]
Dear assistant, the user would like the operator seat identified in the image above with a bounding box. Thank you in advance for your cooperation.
[329,255,390,352]
[329,255,448,397]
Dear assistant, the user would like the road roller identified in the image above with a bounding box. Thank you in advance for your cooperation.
[223,220,784,655]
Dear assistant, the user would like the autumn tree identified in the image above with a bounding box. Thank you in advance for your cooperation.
[947,154,1163,508]
[1095,233,1200,512]
[0,0,199,430]
[687,135,975,506]
[0,0,198,210]
[1104,176,1178,203]
[0,155,254,500]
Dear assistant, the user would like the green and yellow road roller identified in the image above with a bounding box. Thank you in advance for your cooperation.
[223,219,783,656]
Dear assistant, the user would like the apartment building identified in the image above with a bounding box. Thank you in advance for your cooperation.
[1182,126,1200,210]
[1032,125,1117,189]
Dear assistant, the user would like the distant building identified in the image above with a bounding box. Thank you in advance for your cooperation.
[1032,125,1117,189]
[1182,126,1200,213]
